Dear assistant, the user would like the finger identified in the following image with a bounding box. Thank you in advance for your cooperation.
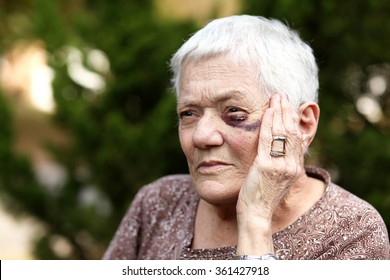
[279,95,305,179]
[268,94,287,158]
[271,94,286,138]
[258,107,274,160]
[280,95,303,157]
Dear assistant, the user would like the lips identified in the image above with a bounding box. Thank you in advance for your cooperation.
[196,160,233,174]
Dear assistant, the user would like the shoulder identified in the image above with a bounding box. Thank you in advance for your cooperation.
[306,166,385,221]
[322,183,390,259]
[327,183,388,236]
[135,174,194,205]
[328,183,383,220]
[297,166,389,259]
[103,174,196,259]
[129,174,197,224]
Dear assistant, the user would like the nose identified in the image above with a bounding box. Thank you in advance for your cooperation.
[192,113,224,149]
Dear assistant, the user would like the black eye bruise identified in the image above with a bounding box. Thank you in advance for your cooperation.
[231,115,248,122]
[222,113,247,127]
[222,113,260,132]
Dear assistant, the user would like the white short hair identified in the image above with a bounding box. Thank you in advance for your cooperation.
[170,15,319,109]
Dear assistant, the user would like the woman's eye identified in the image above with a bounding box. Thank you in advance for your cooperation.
[179,110,193,118]
[228,107,240,113]
[226,107,248,122]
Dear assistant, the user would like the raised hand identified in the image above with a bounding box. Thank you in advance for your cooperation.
[236,94,305,255]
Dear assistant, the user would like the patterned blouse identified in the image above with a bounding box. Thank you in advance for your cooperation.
[103,166,390,260]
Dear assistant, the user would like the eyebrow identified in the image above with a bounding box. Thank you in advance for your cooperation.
[177,90,246,107]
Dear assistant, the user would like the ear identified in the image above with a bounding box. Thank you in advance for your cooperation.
[299,102,320,151]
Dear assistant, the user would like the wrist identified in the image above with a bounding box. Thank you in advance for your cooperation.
[236,216,273,255]
[237,214,273,239]
[236,203,273,222]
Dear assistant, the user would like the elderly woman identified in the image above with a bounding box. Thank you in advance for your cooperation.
[103,15,390,260]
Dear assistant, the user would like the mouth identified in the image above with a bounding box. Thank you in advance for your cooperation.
[196,160,233,174]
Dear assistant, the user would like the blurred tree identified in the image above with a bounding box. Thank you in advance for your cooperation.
[0,0,195,259]
[0,0,34,50]
[243,0,390,230]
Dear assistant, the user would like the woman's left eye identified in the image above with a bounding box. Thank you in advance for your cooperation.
[225,107,248,122]
[228,107,241,113]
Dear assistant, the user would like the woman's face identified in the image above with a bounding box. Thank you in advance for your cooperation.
[177,54,269,205]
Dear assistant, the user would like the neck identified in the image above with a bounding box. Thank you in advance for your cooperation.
[200,199,237,221]
[271,173,325,232]
[192,199,238,249]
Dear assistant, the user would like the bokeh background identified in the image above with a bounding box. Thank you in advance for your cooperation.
[0,0,389,259]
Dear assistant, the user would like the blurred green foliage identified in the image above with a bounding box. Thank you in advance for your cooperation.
[0,0,389,259]
[1,0,194,259]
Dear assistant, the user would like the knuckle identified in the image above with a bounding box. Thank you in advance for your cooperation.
[285,124,300,137]
[273,128,285,136]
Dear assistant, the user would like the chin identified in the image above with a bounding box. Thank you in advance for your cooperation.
[194,179,240,205]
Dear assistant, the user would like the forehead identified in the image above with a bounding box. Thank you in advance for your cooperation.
[178,54,264,104]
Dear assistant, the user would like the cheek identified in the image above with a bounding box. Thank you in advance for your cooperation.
[179,128,193,157]
[228,130,259,166]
